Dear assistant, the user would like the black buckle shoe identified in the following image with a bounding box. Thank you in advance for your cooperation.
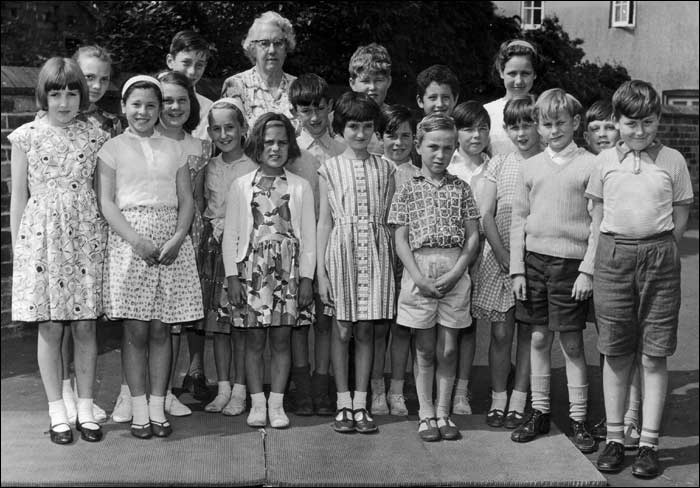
[151,419,173,438]
[590,417,607,441]
[49,423,73,445]
[596,441,625,472]
[632,446,660,478]
[511,409,550,443]
[353,408,378,434]
[332,408,355,433]
[76,416,103,442]
[486,409,505,428]
[130,422,153,439]
[504,410,525,429]
[570,419,597,453]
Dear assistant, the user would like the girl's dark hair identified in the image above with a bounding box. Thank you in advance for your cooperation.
[157,70,200,133]
[332,91,384,135]
[121,80,162,105]
[381,104,416,136]
[492,39,542,84]
[35,57,89,111]
[452,101,490,130]
[245,112,301,164]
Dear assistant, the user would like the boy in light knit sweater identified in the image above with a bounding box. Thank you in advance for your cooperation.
[509,88,597,453]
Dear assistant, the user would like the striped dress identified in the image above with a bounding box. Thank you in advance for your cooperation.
[319,155,395,322]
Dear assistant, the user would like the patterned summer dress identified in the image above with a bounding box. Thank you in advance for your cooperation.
[319,155,395,322]
[181,133,212,256]
[235,172,313,328]
[9,118,108,322]
[472,152,523,321]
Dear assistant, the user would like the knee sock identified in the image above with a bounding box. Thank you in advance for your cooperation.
[148,395,166,423]
[606,421,624,445]
[624,398,641,426]
[639,427,659,450]
[435,375,455,418]
[77,398,96,424]
[530,375,551,414]
[416,360,435,420]
[568,384,588,422]
[508,389,528,414]
[217,381,232,397]
[352,391,367,411]
[490,390,508,412]
[48,399,69,431]
[454,378,470,398]
[131,394,149,426]
[336,391,352,411]
[389,379,404,396]
[268,392,284,409]
[231,383,246,399]
[371,378,386,396]
[119,383,131,398]
[250,392,266,410]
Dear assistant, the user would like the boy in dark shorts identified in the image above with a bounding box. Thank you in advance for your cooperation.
[509,88,598,453]
[588,80,693,478]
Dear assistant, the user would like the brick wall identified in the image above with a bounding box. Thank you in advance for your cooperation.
[1,88,698,329]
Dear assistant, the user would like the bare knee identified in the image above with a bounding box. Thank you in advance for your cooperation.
[354,323,373,344]
[491,324,511,346]
[559,333,584,359]
[641,354,666,374]
[246,330,266,353]
[270,329,291,354]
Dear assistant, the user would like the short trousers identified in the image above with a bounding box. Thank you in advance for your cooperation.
[515,251,589,331]
[396,247,472,330]
[594,232,680,357]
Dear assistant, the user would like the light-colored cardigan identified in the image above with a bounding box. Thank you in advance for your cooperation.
[222,168,316,279]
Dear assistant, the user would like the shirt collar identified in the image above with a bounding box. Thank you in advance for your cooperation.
[124,126,165,140]
[545,140,578,162]
[615,140,663,162]
[413,171,459,188]
[298,129,333,150]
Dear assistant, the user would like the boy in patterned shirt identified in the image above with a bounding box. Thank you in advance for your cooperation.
[389,113,480,441]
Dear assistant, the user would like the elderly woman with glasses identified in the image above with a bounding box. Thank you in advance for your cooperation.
[221,11,298,130]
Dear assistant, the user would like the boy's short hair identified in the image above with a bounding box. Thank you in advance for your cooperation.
[416,64,460,99]
[348,43,391,80]
[289,73,331,108]
[36,57,89,111]
[416,113,457,145]
[612,80,662,120]
[245,112,301,163]
[332,91,383,135]
[170,30,211,59]
[584,100,614,128]
[452,101,490,130]
[381,104,416,136]
[503,97,536,126]
[534,88,582,122]
[72,44,113,66]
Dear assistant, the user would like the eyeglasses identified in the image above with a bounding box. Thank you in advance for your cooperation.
[252,39,286,49]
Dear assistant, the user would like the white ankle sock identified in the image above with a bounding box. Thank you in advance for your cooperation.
[490,390,508,412]
[250,392,266,409]
[509,389,528,414]
[454,379,470,397]
[337,391,352,410]
[268,392,284,409]
[217,381,232,397]
[148,395,166,423]
[232,383,247,398]
[77,398,96,424]
[353,391,367,411]
[131,394,149,426]
[48,399,69,431]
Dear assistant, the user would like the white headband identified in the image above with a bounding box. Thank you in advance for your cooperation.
[121,75,162,97]
[507,39,536,52]
[208,97,248,131]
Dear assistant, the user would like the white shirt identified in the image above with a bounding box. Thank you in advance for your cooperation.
[485,97,518,156]
[97,128,186,209]
[192,91,213,142]
[546,141,579,165]
[297,129,346,163]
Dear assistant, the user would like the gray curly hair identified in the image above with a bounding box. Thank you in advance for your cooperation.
[242,11,297,65]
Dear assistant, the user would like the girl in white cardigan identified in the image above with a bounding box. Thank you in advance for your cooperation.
[222,112,316,429]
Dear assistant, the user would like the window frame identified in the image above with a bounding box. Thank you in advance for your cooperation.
[610,1,636,28]
[521,1,544,30]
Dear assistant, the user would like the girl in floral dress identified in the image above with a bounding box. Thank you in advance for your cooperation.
[9,57,108,444]
[222,112,315,429]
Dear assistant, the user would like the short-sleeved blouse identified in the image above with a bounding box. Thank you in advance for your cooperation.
[97,129,186,209]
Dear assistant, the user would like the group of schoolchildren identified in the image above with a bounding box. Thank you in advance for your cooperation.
[9,21,693,481]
